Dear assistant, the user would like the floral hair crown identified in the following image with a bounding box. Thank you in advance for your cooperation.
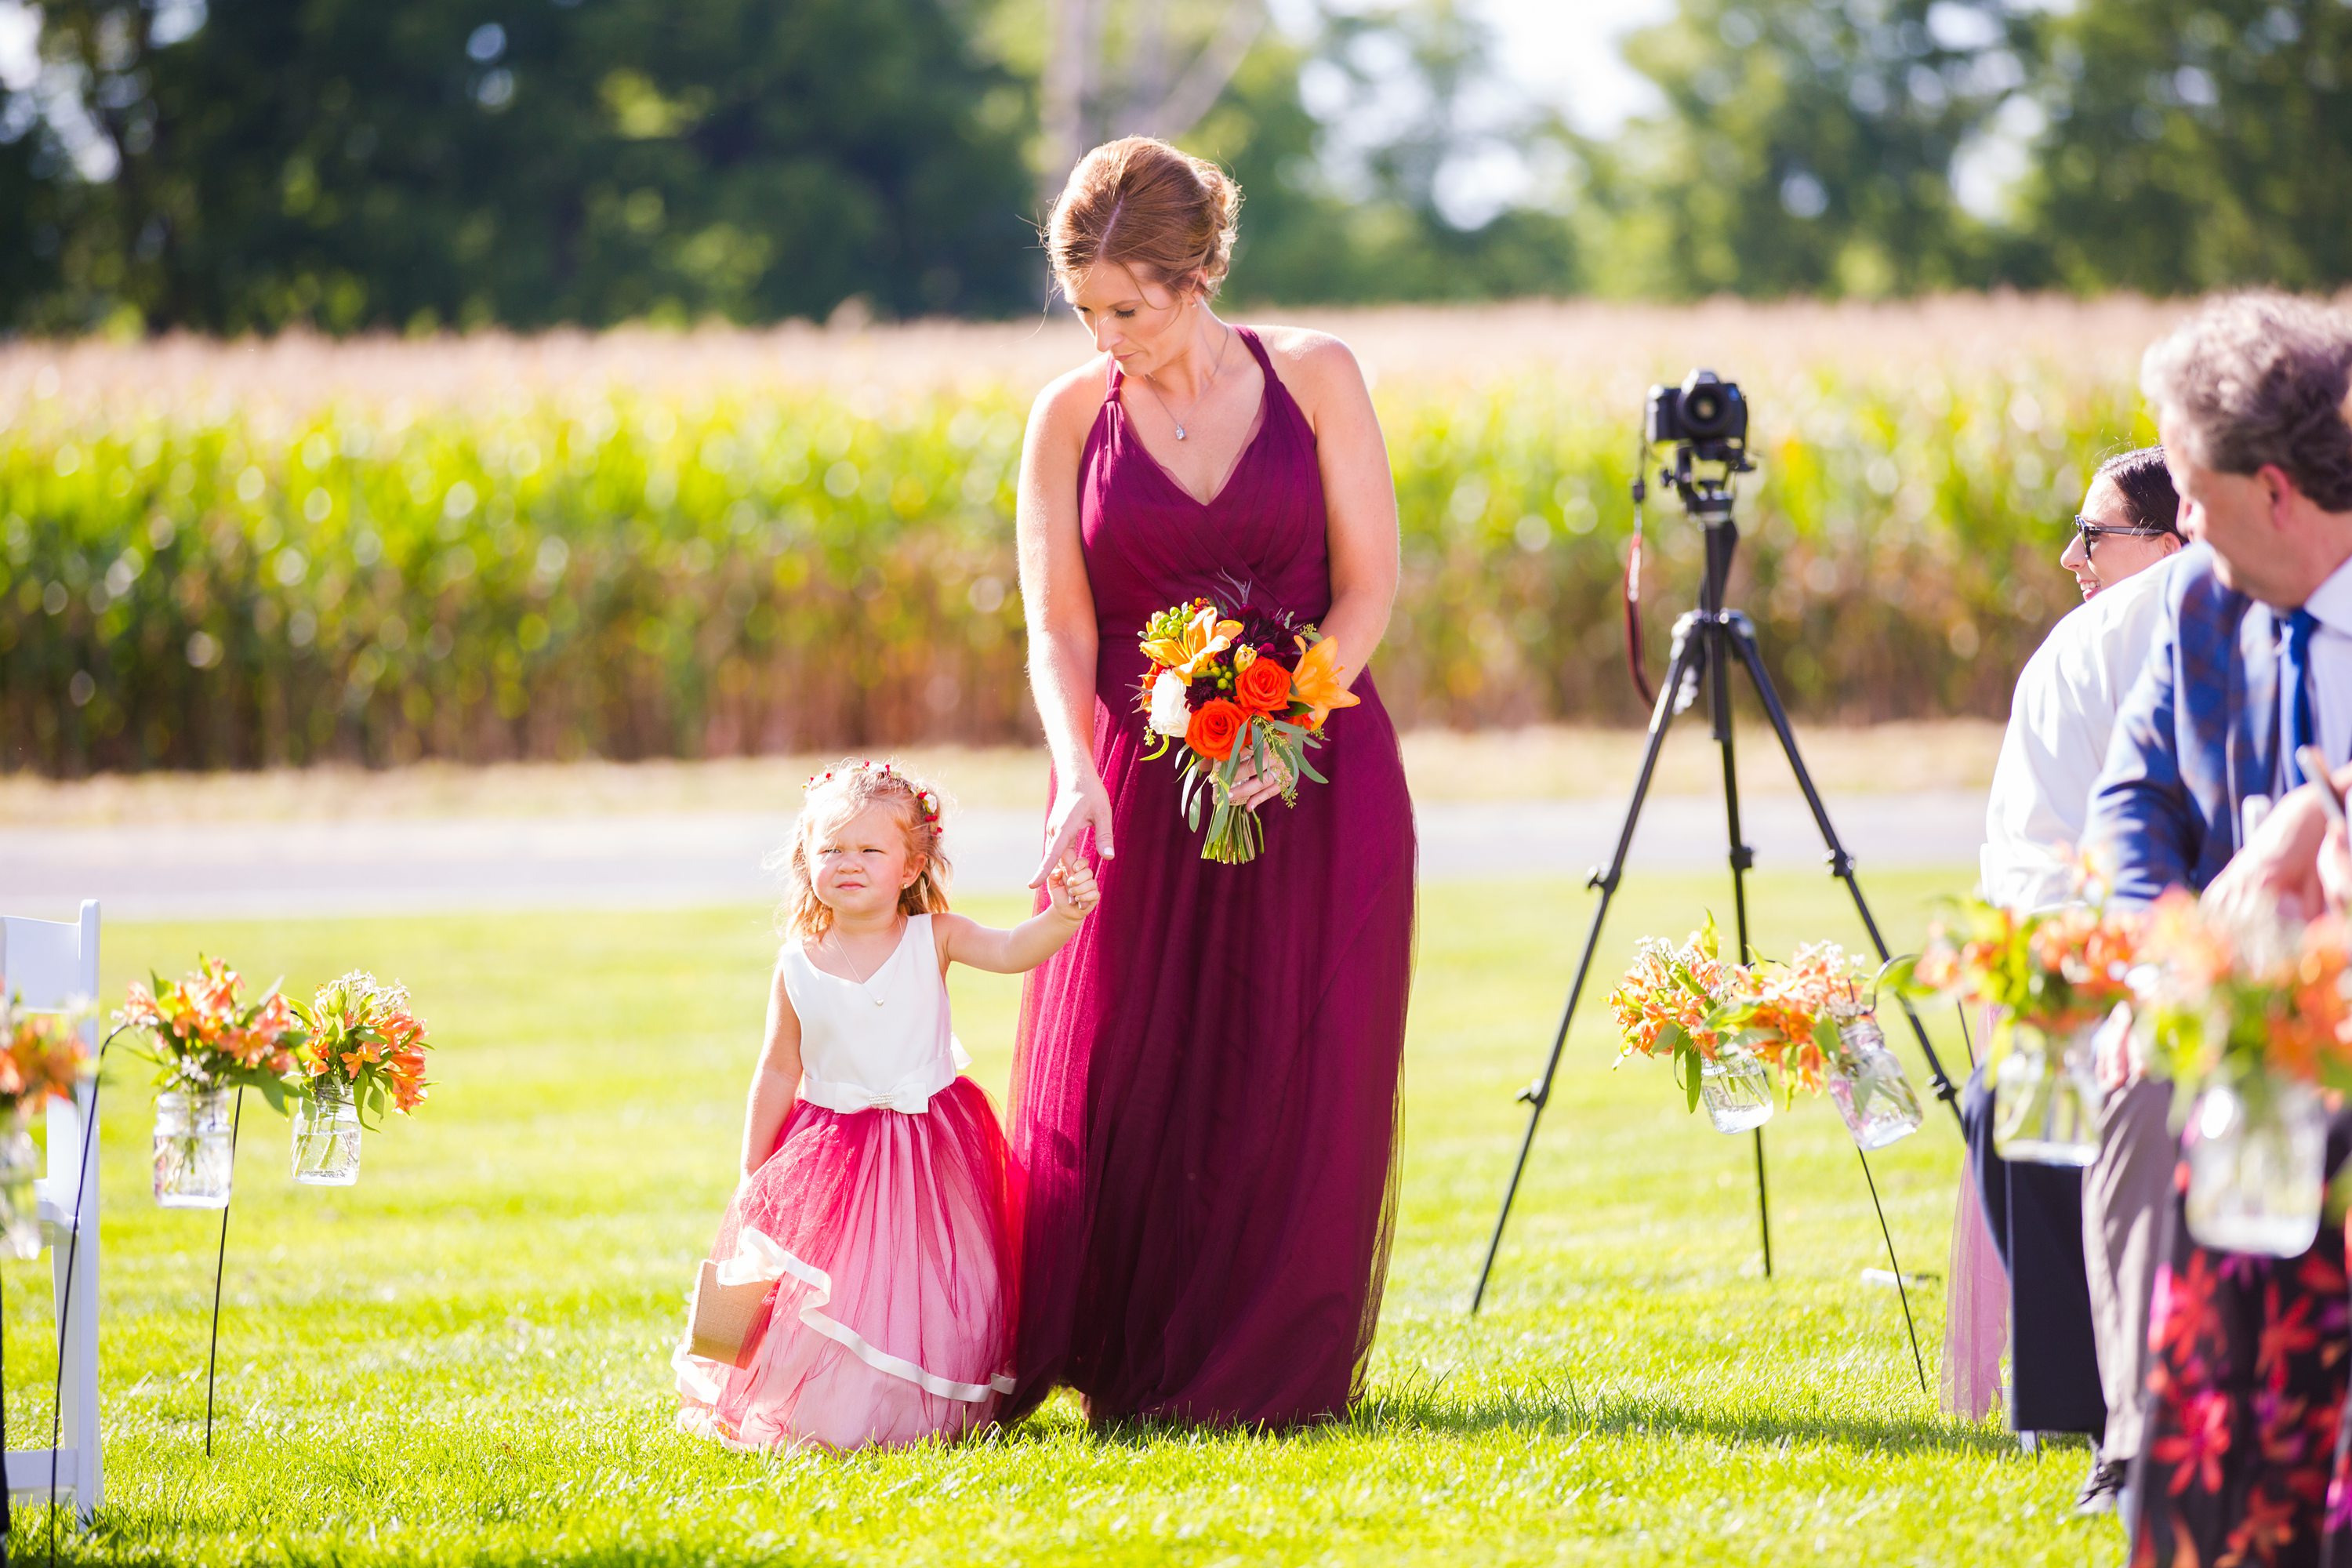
[801,760,943,833]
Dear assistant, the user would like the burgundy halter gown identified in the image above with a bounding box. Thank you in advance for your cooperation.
[1007,328,1417,1428]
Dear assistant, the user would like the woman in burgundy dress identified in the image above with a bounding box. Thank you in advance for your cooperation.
[1004,136,1416,1428]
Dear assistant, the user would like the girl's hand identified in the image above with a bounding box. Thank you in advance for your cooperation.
[1228,747,1292,811]
[1047,858,1100,922]
[1033,773,1115,889]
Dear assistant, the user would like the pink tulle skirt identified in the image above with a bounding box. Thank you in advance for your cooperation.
[675,1076,1019,1452]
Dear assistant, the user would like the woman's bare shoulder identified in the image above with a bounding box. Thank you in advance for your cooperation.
[1029,357,1112,439]
[1247,325,1366,400]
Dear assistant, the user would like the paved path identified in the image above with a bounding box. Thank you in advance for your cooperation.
[1,789,1986,920]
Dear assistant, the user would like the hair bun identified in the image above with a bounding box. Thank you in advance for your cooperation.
[1048,136,1244,300]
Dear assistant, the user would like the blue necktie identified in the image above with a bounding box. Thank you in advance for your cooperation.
[2281,607,2320,789]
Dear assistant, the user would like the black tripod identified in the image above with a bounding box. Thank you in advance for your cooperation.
[1467,452,1966,1390]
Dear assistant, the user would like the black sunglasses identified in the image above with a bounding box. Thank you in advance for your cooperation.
[2073,515,2169,557]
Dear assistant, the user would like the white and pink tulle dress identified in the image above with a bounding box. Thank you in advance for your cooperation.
[676,913,1018,1451]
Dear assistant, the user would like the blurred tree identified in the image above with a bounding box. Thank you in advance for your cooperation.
[1593,0,2024,298]
[1036,0,1265,209]
[1185,0,1584,304]
[2,0,1036,332]
[2010,0,2352,293]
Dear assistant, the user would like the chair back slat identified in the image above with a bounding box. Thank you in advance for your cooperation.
[0,901,102,1523]
[1,904,99,1014]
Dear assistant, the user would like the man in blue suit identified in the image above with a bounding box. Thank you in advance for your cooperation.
[2082,292,2352,1552]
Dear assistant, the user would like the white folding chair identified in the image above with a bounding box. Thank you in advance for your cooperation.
[0,900,102,1525]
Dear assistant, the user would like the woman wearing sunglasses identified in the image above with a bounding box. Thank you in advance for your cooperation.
[1961,446,2183,1521]
[2059,447,2185,600]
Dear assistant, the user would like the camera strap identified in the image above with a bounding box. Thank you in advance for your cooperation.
[1625,442,1656,708]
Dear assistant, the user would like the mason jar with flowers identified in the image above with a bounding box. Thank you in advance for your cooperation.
[1908,896,2142,1166]
[2142,891,2352,1257]
[116,958,303,1208]
[1607,919,1777,1134]
[287,972,432,1185]
[0,995,92,1256]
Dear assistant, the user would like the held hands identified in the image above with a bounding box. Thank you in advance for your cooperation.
[1046,857,1101,924]
[1033,774,1116,890]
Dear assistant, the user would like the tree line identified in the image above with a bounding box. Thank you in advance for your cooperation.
[1,0,2345,333]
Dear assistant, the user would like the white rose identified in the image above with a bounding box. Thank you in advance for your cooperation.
[1147,670,1192,737]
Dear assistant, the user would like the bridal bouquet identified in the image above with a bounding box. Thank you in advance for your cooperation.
[1136,598,1357,864]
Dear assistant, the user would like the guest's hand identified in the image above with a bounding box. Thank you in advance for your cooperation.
[1034,772,1115,889]
[1047,857,1099,922]
[2205,780,2338,926]
[1228,748,1292,811]
[2321,821,2352,916]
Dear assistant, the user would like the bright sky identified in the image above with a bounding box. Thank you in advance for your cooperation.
[1474,0,1674,133]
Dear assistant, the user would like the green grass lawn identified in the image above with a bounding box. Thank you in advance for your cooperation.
[2,869,2116,1566]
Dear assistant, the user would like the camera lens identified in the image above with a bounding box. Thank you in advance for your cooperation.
[1686,388,1723,429]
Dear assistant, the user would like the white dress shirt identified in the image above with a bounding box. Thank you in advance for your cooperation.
[1981,556,2180,910]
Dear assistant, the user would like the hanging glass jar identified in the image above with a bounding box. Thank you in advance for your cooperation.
[1828,1014,1925,1151]
[1992,1015,2107,1167]
[291,1080,361,1186]
[1699,1047,1775,1134]
[153,1087,237,1208]
[2184,1077,2327,1257]
[0,1104,42,1259]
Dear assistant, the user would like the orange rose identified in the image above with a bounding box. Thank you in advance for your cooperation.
[1232,654,1293,714]
[1186,699,1247,761]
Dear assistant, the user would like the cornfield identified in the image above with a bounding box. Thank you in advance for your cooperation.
[0,296,2181,775]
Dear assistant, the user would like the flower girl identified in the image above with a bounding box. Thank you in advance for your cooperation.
[676,760,1096,1451]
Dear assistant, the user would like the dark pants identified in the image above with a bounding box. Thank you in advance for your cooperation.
[1959,1062,2107,1438]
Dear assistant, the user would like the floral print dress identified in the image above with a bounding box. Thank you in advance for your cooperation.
[2133,1160,2352,1567]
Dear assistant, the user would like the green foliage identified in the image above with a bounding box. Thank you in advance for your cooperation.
[1189,9,1586,307]
[0,347,2128,774]
[5,0,1036,333]
[2013,0,2352,293]
[1595,0,2020,299]
[8,871,2100,1565]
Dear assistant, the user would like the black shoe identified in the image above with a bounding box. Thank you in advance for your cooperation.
[2073,1458,2128,1518]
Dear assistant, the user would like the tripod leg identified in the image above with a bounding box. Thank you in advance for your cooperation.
[1721,615,1934,1392]
[1469,616,1706,1314]
[1722,615,1962,1125]
[1702,617,1771,1279]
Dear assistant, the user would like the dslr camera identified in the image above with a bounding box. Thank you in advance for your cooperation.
[1644,368,1749,466]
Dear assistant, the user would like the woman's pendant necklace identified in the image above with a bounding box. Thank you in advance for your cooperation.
[1145,322,1232,441]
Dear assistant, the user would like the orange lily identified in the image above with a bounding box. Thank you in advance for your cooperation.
[1141,604,1243,681]
[1290,635,1360,728]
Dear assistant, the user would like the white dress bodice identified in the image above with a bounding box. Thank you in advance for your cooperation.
[780,913,969,1115]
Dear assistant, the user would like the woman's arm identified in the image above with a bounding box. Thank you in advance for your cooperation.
[737,956,804,1181]
[1231,330,1399,808]
[933,861,1100,975]
[1018,368,1118,882]
[1294,334,1401,677]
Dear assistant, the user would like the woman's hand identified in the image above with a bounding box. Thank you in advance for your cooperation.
[1227,747,1291,811]
[1033,773,1116,889]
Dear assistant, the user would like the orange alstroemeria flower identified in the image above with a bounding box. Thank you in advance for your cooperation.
[1141,605,1243,681]
[1289,635,1360,729]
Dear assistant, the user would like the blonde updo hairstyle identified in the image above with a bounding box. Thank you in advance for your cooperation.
[778,760,952,940]
[1047,136,1242,307]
